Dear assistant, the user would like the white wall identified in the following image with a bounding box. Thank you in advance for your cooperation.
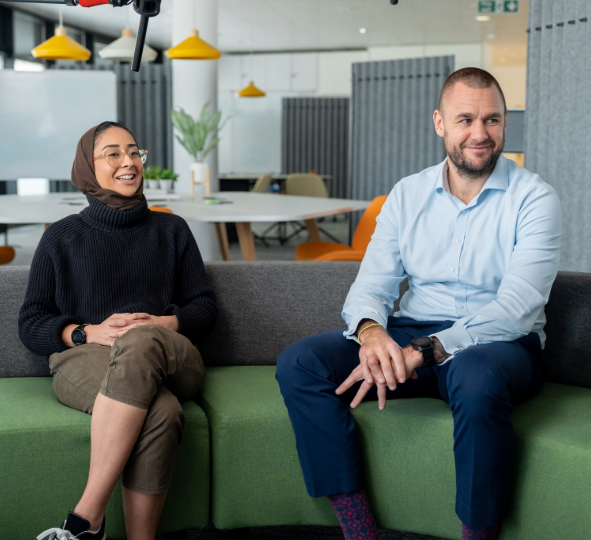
[218,52,317,174]
[217,43,483,173]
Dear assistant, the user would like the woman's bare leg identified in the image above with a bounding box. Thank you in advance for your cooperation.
[74,393,147,529]
[122,487,169,540]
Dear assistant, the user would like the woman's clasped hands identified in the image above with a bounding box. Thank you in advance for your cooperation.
[85,312,179,346]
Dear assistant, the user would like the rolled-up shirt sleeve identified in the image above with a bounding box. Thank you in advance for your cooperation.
[433,185,561,361]
[342,186,407,343]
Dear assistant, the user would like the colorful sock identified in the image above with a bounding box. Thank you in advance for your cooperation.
[328,488,381,540]
[462,523,499,540]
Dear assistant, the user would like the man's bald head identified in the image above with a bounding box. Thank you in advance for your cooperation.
[438,67,506,113]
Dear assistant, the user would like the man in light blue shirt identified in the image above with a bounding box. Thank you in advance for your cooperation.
[277,68,560,540]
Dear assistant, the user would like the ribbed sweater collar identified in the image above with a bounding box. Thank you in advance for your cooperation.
[80,194,150,232]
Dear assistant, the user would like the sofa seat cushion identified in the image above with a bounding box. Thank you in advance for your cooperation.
[199,366,591,540]
[0,377,210,538]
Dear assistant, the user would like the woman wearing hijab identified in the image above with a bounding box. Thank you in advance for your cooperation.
[19,122,217,540]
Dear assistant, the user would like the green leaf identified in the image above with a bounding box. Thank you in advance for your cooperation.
[171,103,229,161]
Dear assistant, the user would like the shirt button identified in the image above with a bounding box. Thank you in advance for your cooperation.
[455,239,461,243]
[456,344,465,350]
[451,267,455,272]
[457,304,464,309]
[458,282,462,286]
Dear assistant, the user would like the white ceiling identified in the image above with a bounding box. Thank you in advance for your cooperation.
[8,0,529,52]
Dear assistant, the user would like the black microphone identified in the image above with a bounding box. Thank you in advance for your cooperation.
[131,0,161,72]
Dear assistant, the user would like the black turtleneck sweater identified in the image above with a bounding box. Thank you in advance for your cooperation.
[18,195,217,357]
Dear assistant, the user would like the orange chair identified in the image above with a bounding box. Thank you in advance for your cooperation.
[0,247,16,265]
[295,195,388,261]
[148,206,173,214]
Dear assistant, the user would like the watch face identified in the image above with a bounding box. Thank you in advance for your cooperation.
[72,328,86,346]
[413,336,432,349]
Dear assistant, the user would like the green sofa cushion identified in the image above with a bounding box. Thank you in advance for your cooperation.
[0,377,210,538]
[199,366,591,540]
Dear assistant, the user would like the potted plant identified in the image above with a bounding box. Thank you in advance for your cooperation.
[171,101,229,197]
[159,168,179,193]
[143,165,163,190]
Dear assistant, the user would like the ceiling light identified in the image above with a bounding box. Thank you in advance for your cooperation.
[487,33,496,39]
[166,29,221,60]
[32,26,91,61]
[237,81,266,98]
[359,28,367,34]
[476,15,491,22]
[98,28,157,63]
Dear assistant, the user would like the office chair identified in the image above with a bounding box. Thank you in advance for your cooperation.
[282,173,341,244]
[148,206,173,214]
[295,195,388,261]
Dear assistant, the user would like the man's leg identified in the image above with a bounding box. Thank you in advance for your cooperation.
[276,320,447,538]
[437,335,543,538]
[276,326,440,497]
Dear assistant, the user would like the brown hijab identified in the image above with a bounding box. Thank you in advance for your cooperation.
[71,124,144,211]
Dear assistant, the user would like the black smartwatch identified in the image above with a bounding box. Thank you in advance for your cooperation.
[411,336,437,368]
[71,324,89,346]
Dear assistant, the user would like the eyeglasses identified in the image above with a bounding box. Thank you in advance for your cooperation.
[93,149,148,168]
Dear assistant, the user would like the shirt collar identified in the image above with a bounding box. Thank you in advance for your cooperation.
[436,154,509,194]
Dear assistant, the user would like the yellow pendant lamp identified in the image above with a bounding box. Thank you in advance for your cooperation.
[166,29,221,60]
[32,26,91,62]
[237,80,266,98]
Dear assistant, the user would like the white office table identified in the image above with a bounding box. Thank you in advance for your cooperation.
[0,192,369,261]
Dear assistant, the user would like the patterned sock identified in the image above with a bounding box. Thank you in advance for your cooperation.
[462,523,499,540]
[328,488,381,540]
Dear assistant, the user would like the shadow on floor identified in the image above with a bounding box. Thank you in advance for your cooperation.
[152,524,449,540]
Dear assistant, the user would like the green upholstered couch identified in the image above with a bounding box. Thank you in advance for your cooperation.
[1,263,591,540]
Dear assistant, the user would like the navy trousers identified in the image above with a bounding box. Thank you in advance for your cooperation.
[276,317,544,528]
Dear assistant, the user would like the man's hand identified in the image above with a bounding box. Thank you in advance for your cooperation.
[335,321,424,410]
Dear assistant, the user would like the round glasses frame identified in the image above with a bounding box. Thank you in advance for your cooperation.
[93,149,148,168]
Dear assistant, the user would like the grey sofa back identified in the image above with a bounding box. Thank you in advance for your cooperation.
[1,264,590,389]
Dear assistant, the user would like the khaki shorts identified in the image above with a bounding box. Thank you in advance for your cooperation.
[49,326,205,494]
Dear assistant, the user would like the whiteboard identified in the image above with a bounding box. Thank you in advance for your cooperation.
[0,70,117,180]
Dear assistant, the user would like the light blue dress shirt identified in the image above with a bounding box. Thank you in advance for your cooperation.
[342,155,561,361]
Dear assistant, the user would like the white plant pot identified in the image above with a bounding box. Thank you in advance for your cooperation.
[147,180,160,190]
[190,162,210,196]
[159,179,173,192]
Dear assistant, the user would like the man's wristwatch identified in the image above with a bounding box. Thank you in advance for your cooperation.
[71,324,89,346]
[411,336,437,368]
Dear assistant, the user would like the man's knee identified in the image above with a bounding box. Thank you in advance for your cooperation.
[447,352,511,418]
[276,335,327,390]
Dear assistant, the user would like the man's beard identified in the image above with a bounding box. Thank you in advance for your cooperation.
[444,135,505,180]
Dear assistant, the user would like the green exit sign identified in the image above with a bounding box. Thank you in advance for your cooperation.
[478,0,519,14]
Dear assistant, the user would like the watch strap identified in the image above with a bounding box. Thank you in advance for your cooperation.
[420,343,436,368]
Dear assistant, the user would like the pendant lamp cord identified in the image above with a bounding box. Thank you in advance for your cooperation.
[59,7,63,28]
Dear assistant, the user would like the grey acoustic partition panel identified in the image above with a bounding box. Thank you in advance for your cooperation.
[281,97,350,199]
[349,56,454,216]
[525,0,590,272]
[505,109,525,153]
[115,63,173,171]
[53,62,173,172]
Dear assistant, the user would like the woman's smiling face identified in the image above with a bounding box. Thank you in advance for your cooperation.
[93,127,143,196]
